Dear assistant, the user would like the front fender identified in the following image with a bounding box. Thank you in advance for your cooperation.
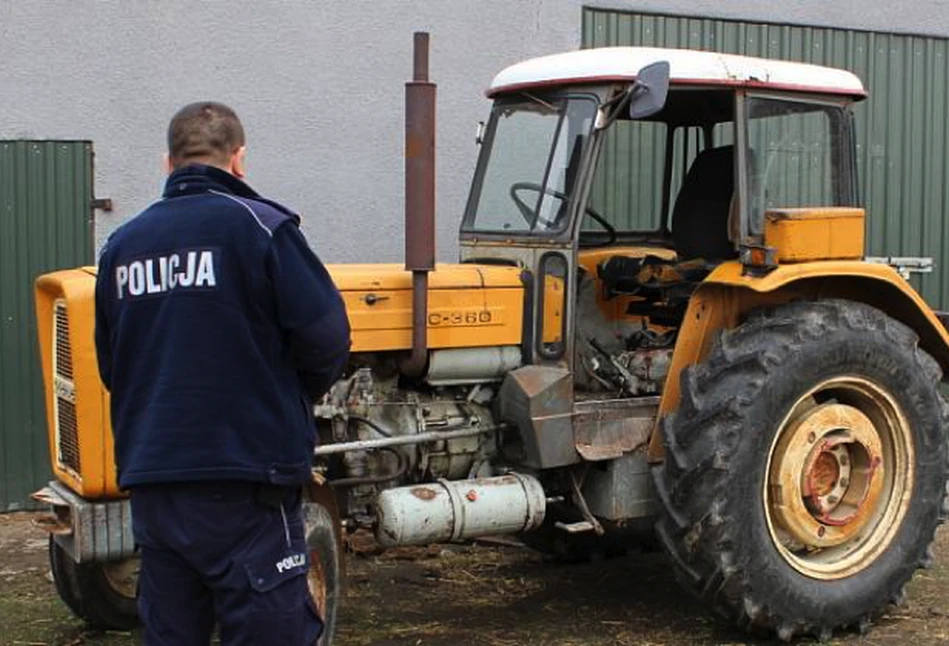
[647,260,949,461]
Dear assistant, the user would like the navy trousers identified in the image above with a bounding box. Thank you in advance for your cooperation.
[129,481,323,645]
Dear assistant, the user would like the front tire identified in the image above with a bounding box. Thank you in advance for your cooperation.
[304,502,341,645]
[48,536,139,630]
[653,299,949,641]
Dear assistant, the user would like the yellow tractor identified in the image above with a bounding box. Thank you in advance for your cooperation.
[32,33,949,642]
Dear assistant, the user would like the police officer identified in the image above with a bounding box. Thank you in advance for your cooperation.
[94,102,351,645]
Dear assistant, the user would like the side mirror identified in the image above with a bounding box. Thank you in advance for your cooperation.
[628,61,670,120]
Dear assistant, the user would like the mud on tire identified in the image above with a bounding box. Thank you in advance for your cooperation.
[652,299,949,641]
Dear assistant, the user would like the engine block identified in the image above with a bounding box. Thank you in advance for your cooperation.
[315,366,499,524]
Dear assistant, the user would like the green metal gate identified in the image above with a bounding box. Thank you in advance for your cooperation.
[0,141,94,510]
[583,9,949,309]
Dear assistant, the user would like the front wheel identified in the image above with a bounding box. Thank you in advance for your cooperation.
[48,536,139,630]
[304,502,341,645]
[653,299,949,641]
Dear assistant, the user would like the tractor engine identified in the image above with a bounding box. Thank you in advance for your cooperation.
[314,349,546,545]
[573,273,677,396]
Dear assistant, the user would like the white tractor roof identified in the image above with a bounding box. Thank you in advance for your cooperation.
[488,47,866,99]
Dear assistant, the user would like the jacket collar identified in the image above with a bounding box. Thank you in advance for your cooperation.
[162,164,300,225]
[162,164,260,200]
[161,164,302,225]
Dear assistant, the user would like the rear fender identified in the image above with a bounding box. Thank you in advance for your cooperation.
[647,260,949,461]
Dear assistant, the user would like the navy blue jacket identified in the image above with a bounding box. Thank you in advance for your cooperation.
[95,164,351,488]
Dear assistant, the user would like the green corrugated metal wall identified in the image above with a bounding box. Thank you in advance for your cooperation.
[0,141,93,510]
[583,9,949,308]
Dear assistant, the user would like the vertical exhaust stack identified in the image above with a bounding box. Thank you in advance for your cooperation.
[402,32,436,378]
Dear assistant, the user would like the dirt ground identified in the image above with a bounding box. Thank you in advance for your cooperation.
[3,512,949,646]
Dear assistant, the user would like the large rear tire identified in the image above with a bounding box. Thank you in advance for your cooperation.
[653,299,949,641]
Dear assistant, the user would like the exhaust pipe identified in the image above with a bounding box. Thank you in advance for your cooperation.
[401,31,436,378]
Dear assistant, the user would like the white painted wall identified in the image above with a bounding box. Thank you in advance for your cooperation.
[1,1,944,262]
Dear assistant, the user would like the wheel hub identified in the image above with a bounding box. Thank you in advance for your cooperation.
[800,431,880,528]
[807,449,843,498]
[765,384,905,579]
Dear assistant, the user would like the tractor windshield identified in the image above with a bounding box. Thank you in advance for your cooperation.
[463,95,597,234]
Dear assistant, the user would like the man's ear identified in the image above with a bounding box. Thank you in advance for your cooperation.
[162,153,175,175]
[230,146,247,179]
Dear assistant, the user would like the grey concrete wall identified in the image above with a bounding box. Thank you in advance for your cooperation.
[0,1,578,262]
[1,1,945,262]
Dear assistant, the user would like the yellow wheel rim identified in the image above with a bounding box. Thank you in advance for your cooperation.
[101,557,139,599]
[764,377,914,580]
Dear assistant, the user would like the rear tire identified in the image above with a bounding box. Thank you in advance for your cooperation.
[48,536,139,630]
[653,299,949,641]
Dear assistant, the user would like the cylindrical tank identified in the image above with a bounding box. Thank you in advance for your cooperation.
[425,346,522,386]
[374,473,546,547]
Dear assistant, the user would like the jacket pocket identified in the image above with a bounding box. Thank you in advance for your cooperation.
[245,547,309,593]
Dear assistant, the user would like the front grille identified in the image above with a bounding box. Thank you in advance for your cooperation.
[57,397,81,473]
[52,300,81,475]
[54,302,73,380]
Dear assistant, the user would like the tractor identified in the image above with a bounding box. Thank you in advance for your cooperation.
[32,33,949,642]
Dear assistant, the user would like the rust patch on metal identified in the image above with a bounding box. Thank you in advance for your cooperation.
[307,548,329,620]
[573,397,658,461]
[32,513,73,536]
[808,452,840,497]
[410,486,437,501]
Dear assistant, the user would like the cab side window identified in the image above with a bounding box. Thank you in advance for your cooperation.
[745,97,854,235]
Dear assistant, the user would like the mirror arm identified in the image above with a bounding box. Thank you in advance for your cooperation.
[597,83,640,130]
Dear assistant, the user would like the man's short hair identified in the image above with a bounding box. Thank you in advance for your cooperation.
[167,102,245,169]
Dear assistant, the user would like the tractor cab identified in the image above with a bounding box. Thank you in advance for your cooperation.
[460,48,867,381]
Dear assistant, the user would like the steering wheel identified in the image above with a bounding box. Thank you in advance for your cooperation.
[509,181,617,245]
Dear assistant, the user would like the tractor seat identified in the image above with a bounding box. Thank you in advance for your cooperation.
[671,145,739,262]
[596,145,739,300]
